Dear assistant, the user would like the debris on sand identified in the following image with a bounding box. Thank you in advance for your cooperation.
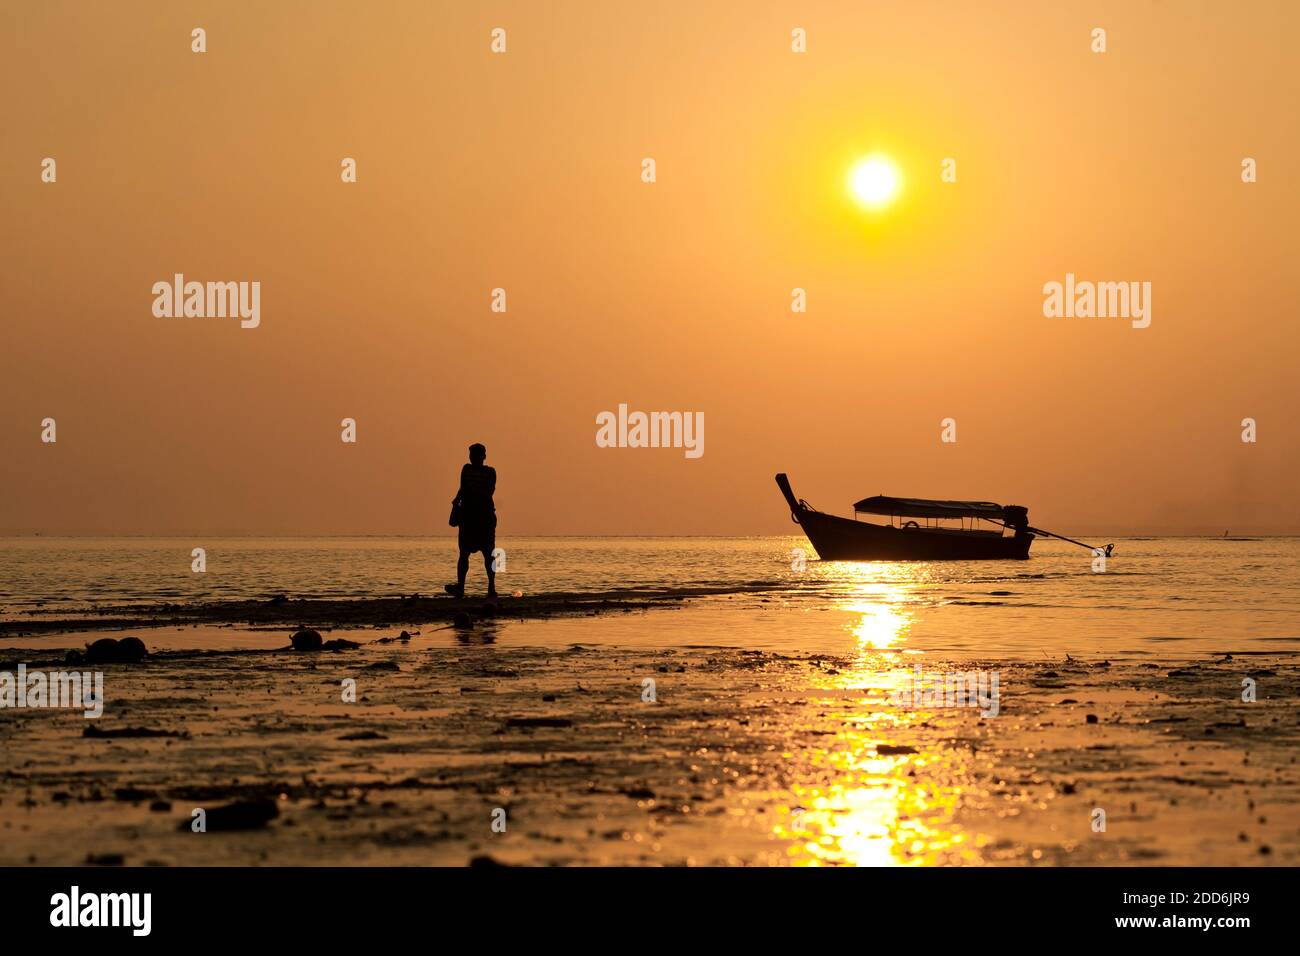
[84,725,186,740]
[321,638,360,651]
[179,799,279,832]
[505,717,573,729]
[113,787,157,802]
[67,637,148,665]
[875,744,918,755]
[286,629,359,652]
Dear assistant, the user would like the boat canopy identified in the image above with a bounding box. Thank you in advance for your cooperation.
[852,495,1008,520]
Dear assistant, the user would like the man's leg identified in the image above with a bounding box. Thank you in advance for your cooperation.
[483,549,497,598]
[457,550,470,590]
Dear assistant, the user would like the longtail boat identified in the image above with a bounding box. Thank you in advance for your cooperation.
[777,473,1056,561]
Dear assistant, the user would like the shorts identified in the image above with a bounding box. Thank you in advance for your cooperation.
[457,512,496,555]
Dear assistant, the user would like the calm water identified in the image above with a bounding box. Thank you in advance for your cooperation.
[1,536,1297,658]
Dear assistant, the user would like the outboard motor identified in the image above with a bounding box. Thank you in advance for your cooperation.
[1002,505,1030,534]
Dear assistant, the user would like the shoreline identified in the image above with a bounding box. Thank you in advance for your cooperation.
[0,585,785,639]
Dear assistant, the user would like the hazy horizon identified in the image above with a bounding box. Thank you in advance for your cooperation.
[2,531,1295,541]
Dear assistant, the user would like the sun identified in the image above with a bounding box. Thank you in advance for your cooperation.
[848,156,901,210]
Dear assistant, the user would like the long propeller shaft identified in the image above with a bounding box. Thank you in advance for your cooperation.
[1026,526,1113,556]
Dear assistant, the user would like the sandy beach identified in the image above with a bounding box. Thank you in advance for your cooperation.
[3,596,1296,867]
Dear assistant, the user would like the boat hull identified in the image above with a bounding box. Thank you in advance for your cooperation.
[794,507,1031,560]
[776,473,1033,561]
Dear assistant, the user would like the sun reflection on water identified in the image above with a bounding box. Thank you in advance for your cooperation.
[845,596,911,651]
[835,565,917,651]
[771,565,981,865]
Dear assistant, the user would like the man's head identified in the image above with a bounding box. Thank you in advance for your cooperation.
[468,443,487,465]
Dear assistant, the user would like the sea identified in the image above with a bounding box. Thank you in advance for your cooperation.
[1,536,1297,659]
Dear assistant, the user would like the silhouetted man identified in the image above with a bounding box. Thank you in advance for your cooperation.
[446,443,497,598]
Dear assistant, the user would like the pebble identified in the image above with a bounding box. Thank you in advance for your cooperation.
[291,629,323,651]
[70,637,148,665]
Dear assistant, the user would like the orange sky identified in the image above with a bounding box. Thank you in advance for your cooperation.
[2,1,1297,536]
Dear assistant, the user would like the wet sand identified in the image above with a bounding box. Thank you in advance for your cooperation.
[0,585,778,638]
[2,620,1296,866]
